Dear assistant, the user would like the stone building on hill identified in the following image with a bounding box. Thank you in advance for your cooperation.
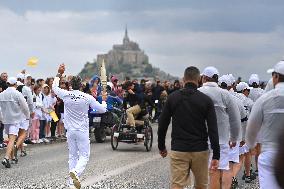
[97,27,149,67]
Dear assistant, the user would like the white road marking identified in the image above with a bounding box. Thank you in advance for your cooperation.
[81,154,162,187]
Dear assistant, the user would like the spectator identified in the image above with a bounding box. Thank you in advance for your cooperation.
[30,85,43,143]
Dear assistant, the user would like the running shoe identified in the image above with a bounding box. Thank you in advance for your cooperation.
[70,171,81,189]
[2,158,11,168]
[245,176,253,183]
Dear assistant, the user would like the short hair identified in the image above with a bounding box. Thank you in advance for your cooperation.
[70,76,82,90]
[184,66,200,81]
[279,73,284,82]
[220,82,228,89]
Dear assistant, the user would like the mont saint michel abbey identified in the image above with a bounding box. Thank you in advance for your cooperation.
[97,27,149,67]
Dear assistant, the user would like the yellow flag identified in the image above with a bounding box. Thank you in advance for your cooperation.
[27,57,38,67]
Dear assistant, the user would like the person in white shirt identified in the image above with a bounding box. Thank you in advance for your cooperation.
[0,77,30,168]
[53,64,106,189]
[199,67,240,189]
[235,82,256,183]
[15,74,35,157]
[41,84,53,142]
[218,75,246,188]
[30,85,44,143]
[246,61,284,189]
[248,74,265,178]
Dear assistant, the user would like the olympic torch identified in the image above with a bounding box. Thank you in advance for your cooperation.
[100,59,107,101]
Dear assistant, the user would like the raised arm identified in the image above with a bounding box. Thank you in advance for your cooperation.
[52,64,69,99]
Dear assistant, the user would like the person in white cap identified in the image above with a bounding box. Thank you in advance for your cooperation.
[14,74,35,157]
[235,82,256,183]
[248,73,264,178]
[218,75,246,188]
[246,60,284,189]
[0,77,30,168]
[248,74,264,102]
[199,67,240,189]
[53,64,106,189]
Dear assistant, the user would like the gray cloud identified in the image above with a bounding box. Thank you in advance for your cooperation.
[0,1,284,81]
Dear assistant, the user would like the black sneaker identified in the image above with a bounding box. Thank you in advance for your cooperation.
[245,176,253,183]
[11,158,18,164]
[242,171,246,180]
[250,169,257,180]
[231,177,238,189]
[254,170,258,176]
[2,158,11,168]
[0,143,7,149]
[20,150,27,157]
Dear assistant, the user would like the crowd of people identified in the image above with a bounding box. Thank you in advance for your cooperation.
[0,61,283,189]
[158,61,284,189]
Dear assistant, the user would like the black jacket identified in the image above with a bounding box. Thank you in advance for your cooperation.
[158,82,220,160]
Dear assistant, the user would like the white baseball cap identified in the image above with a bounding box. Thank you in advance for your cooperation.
[7,77,17,85]
[249,74,260,85]
[25,74,32,79]
[218,75,231,86]
[236,82,251,92]
[16,73,25,80]
[202,66,219,78]
[267,60,284,75]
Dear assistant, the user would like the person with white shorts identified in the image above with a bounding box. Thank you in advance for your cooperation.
[15,75,35,159]
[199,67,240,189]
[53,64,106,189]
[0,77,30,168]
[246,61,284,189]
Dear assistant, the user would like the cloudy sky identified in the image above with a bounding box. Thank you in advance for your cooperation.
[1,0,284,80]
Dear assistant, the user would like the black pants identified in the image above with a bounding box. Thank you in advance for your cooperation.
[50,121,57,137]
[39,120,46,139]
[0,123,3,144]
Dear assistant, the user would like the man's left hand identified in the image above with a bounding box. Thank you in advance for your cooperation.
[159,149,168,158]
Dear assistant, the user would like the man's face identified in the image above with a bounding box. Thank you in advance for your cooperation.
[272,72,280,87]
[25,76,32,85]
[1,73,8,82]
[243,89,250,97]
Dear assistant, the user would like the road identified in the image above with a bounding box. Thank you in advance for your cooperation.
[0,124,259,189]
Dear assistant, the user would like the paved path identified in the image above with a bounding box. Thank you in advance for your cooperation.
[0,124,259,189]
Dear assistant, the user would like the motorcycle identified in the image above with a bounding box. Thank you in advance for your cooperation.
[89,107,121,143]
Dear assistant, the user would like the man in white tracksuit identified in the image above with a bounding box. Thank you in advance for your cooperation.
[199,67,240,189]
[246,61,284,189]
[235,82,255,183]
[248,73,264,177]
[52,64,106,189]
[218,75,246,188]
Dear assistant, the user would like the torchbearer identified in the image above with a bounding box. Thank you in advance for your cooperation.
[52,64,106,189]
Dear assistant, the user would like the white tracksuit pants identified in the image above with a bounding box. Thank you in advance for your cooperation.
[258,151,281,189]
[66,129,90,177]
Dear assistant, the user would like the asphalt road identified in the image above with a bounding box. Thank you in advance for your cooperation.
[0,124,259,189]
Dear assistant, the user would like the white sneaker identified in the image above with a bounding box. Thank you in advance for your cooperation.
[70,171,81,189]
[38,139,43,143]
[43,138,50,143]
[31,140,37,144]
[22,143,27,147]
